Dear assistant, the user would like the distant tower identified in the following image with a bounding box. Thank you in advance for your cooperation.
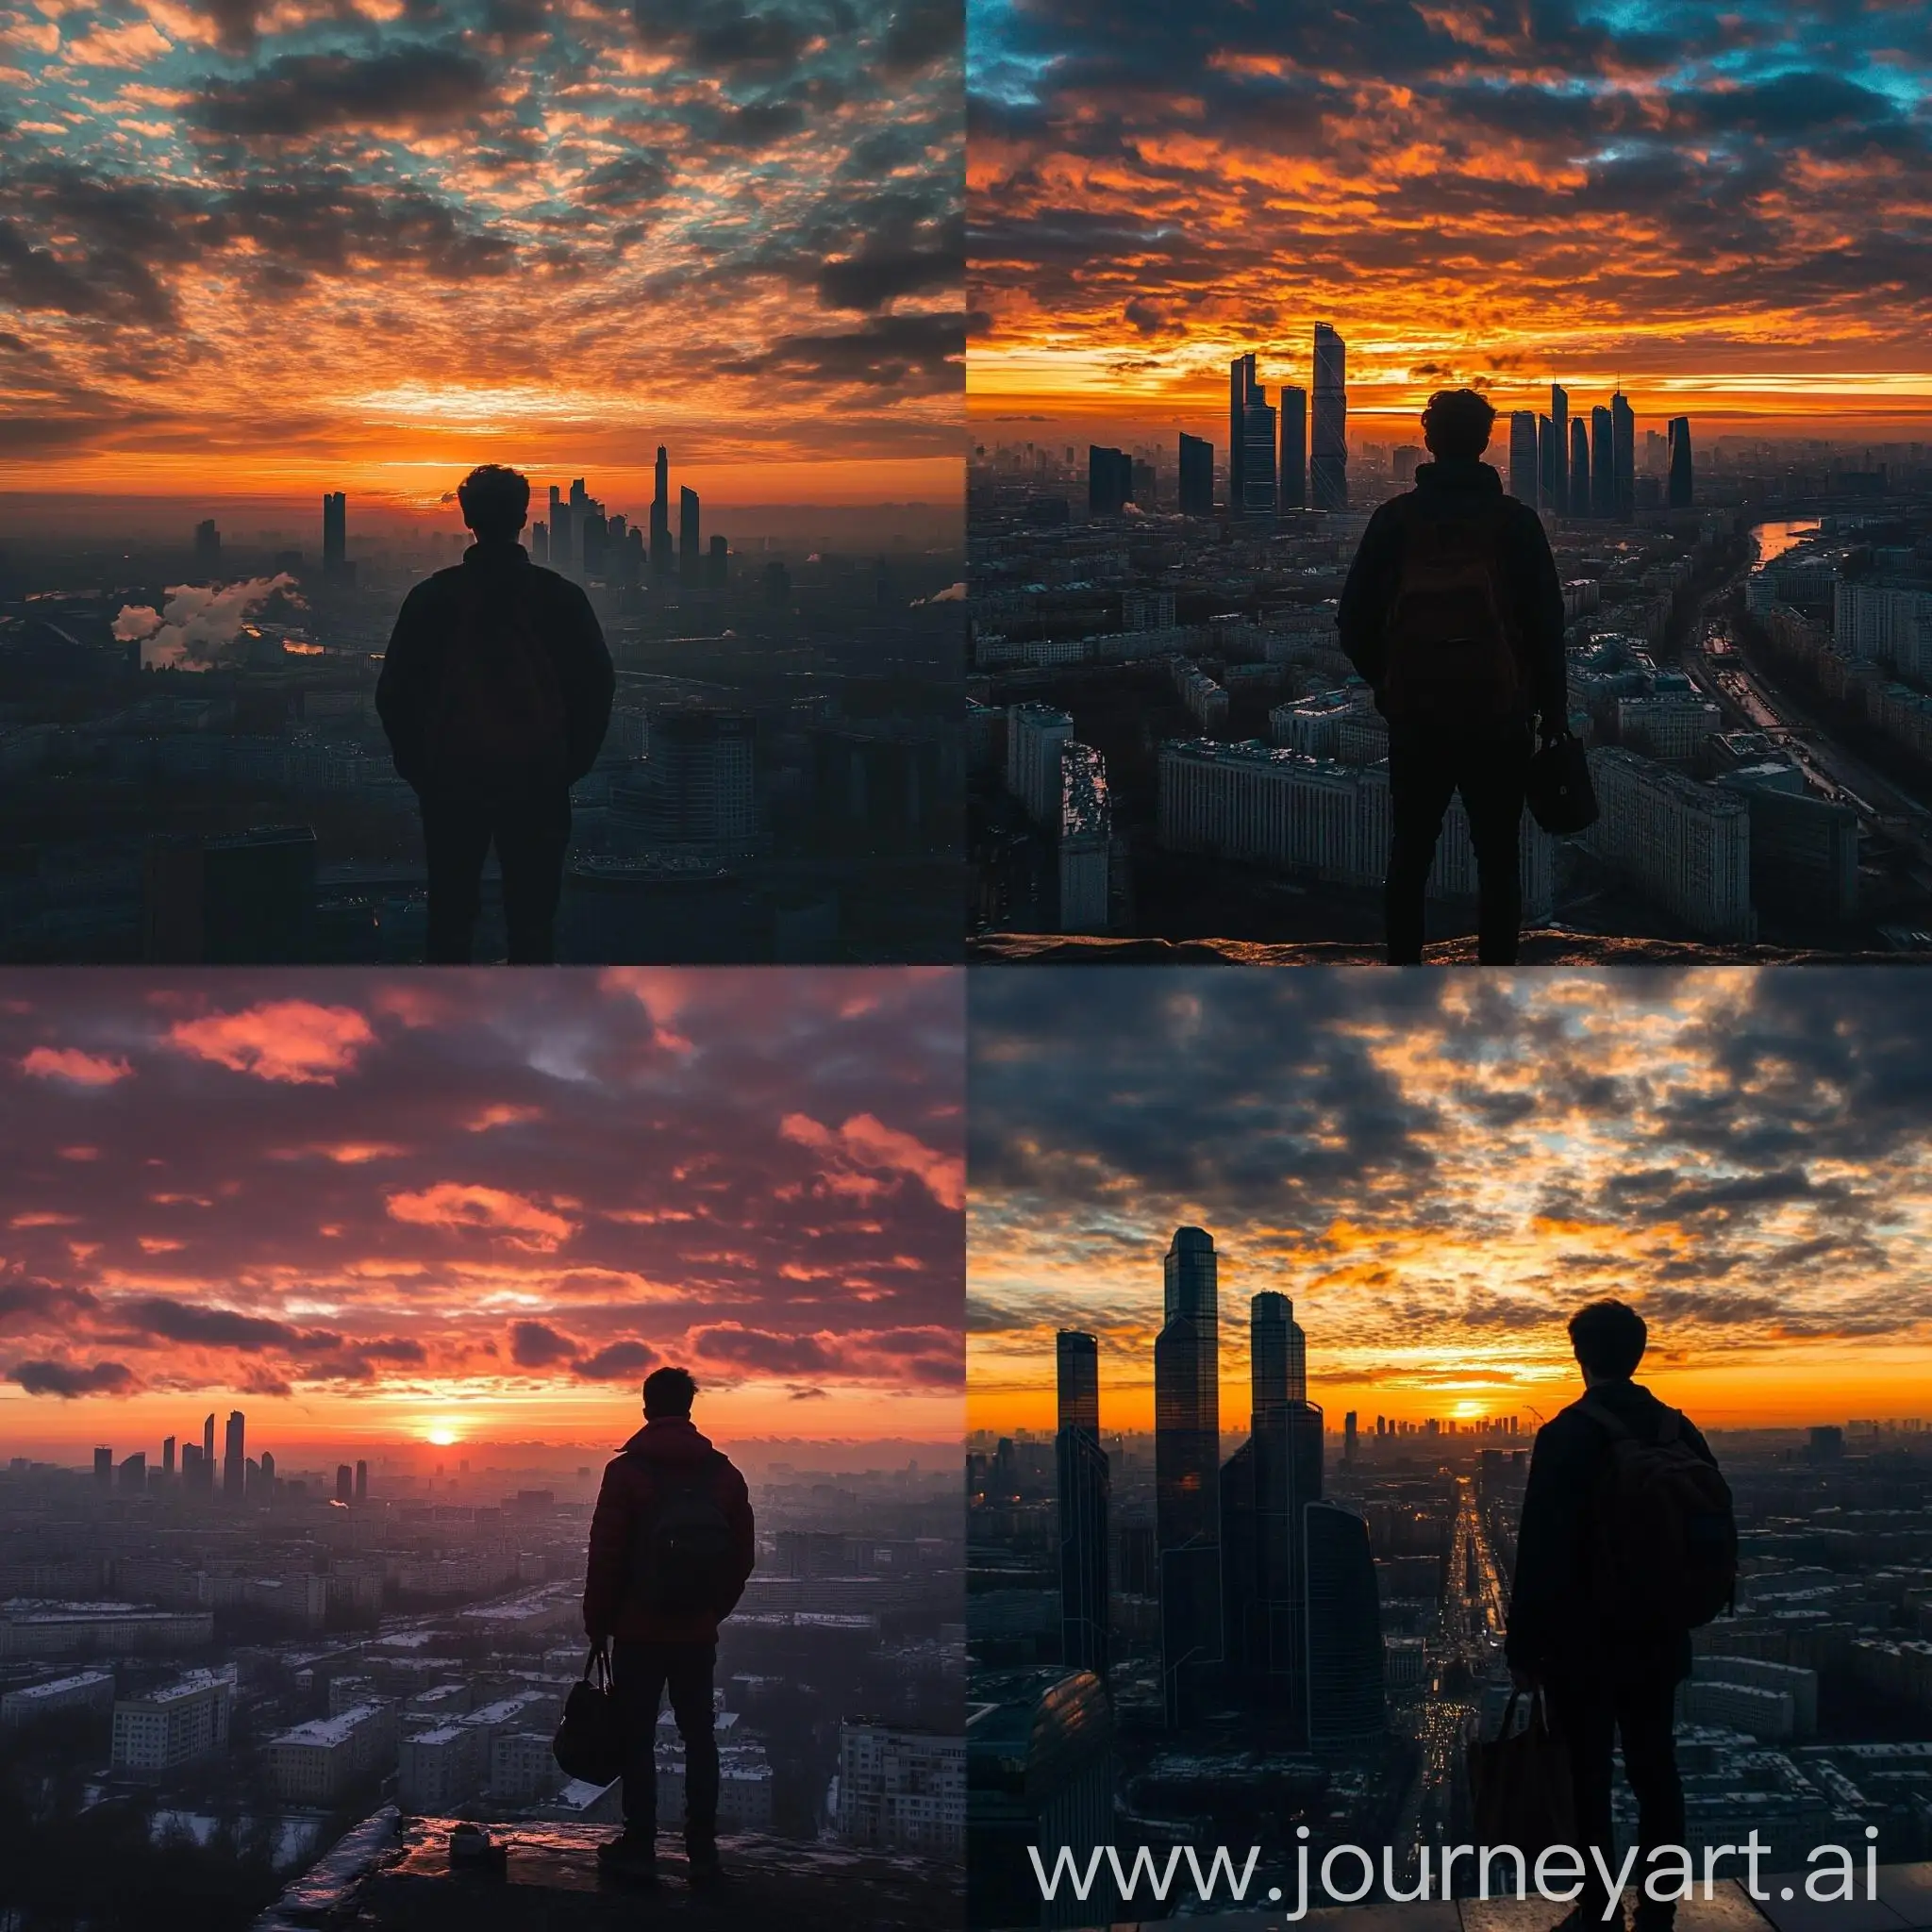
[1088,446,1132,518]
[1549,384,1570,515]
[1279,384,1307,510]
[679,486,701,586]
[707,532,728,591]
[1342,1412,1357,1463]
[651,446,672,577]
[1538,415,1561,515]
[1590,406,1614,518]
[93,1446,112,1487]
[1228,355,1254,513]
[1056,1331,1110,1679]
[1156,1226,1221,1729]
[1305,1501,1385,1742]
[1310,325,1348,510]
[322,492,346,574]
[1570,417,1591,518]
[1667,417,1694,508]
[1611,390,1636,521]
[355,1459,369,1503]
[223,1410,245,1503]
[193,520,221,573]
[161,1435,175,1476]
[1177,433,1214,517]
[1507,411,1540,508]
[336,1464,353,1506]
[550,484,574,573]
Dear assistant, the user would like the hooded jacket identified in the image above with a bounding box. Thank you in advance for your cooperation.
[1504,1376,1721,1685]
[376,541,615,793]
[1336,458,1568,730]
[582,1416,756,1645]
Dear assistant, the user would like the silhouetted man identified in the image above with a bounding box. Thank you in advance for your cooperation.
[1338,390,1567,964]
[584,1366,755,1886]
[377,464,614,964]
[1506,1301,1731,1932]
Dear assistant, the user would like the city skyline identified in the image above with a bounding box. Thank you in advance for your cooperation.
[0,968,965,1452]
[968,0,1932,441]
[1,0,961,510]
[968,970,1932,1433]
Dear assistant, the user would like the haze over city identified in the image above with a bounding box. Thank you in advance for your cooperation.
[967,0,1932,444]
[967,968,1932,1433]
[0,967,966,1456]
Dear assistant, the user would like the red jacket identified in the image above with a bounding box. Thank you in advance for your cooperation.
[582,1419,755,1644]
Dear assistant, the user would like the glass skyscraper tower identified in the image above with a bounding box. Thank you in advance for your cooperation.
[1155,1225,1221,1728]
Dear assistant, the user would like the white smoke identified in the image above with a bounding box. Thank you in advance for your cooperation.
[911,581,967,607]
[114,575,303,672]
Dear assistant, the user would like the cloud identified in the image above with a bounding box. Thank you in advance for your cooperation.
[574,1339,659,1381]
[509,1319,579,1368]
[192,42,497,141]
[386,1182,578,1250]
[10,1357,140,1398]
[167,1000,376,1083]
[19,1046,133,1086]
[690,1321,835,1374]
[781,1110,964,1209]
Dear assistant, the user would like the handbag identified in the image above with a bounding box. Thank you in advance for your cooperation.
[1525,730,1598,835]
[1467,1686,1575,1858]
[553,1642,625,1786]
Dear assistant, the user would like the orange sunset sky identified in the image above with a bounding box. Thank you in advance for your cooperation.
[0,0,960,516]
[968,971,1932,1438]
[0,968,964,1458]
[967,0,1932,446]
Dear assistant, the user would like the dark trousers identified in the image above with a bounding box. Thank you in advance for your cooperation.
[612,1639,718,1845]
[1385,724,1531,964]
[419,780,571,964]
[1543,1670,1684,1919]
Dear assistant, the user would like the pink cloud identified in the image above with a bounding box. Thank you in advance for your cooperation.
[386,1182,578,1252]
[167,1002,376,1085]
[780,1111,965,1211]
[20,1046,134,1086]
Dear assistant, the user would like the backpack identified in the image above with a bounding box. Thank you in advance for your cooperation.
[1578,1397,1737,1633]
[425,570,570,776]
[629,1453,737,1617]
[1380,496,1523,726]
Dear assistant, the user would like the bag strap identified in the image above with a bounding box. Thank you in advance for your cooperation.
[1574,1395,1631,1441]
[583,1642,610,1688]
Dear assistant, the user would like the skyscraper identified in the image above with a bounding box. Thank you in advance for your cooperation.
[1570,417,1591,517]
[1222,1293,1323,1733]
[223,1410,245,1503]
[1538,415,1562,515]
[1177,433,1214,517]
[336,1464,353,1505]
[1088,445,1133,517]
[1668,417,1694,508]
[1611,390,1636,522]
[549,484,574,573]
[193,519,221,572]
[1279,385,1307,510]
[1241,384,1278,519]
[355,1459,369,1503]
[679,485,702,586]
[1549,385,1570,515]
[1155,1226,1221,1729]
[162,1436,175,1476]
[650,445,672,577]
[93,1446,111,1487]
[1591,406,1614,519]
[1305,1502,1386,1742]
[1228,355,1255,513]
[203,1414,215,1468]
[322,492,346,574]
[1056,1331,1110,1679]
[1507,411,1540,508]
[1310,325,1348,510]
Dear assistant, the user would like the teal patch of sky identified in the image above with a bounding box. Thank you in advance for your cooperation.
[967,0,1056,105]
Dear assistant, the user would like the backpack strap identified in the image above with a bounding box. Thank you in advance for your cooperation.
[1574,1396,1630,1441]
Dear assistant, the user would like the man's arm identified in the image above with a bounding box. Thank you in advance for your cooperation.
[716,1466,755,1620]
[375,585,437,789]
[560,587,616,784]
[1511,509,1568,732]
[582,1458,632,1640]
[1336,503,1403,691]
[1503,1424,1571,1672]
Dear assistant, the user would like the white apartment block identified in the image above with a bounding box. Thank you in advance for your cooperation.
[110,1668,234,1773]
[835,1723,966,1857]
[266,1701,397,1805]
[1582,747,1756,941]
[1835,578,1932,680]
[1006,703,1074,828]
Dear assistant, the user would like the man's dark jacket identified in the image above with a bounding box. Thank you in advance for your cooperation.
[583,1418,756,1646]
[376,543,614,791]
[1336,458,1567,728]
[1505,1376,1720,1684]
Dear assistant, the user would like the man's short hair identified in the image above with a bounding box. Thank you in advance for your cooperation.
[642,1365,697,1418]
[1420,389,1497,460]
[1568,1299,1647,1379]
[457,464,530,541]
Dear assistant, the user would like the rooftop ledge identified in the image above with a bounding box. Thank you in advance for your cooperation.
[968,932,1915,967]
[251,1810,962,1931]
[1097,1863,1932,1932]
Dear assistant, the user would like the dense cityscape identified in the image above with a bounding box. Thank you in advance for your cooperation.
[968,328,1932,955]
[0,1426,965,1929]
[0,462,965,965]
[964,1225,1932,1923]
